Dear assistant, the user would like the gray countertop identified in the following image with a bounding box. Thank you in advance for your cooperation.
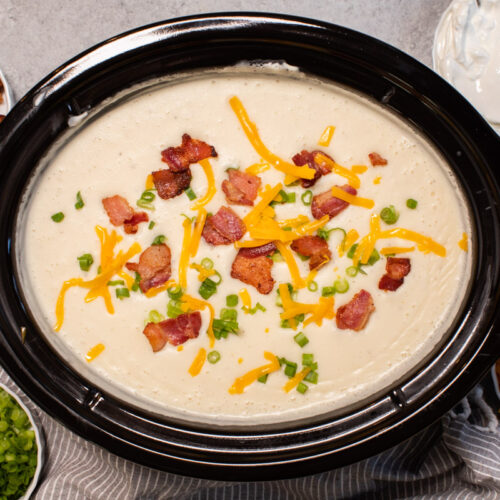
[0,0,450,101]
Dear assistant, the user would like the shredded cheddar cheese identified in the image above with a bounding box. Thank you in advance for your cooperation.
[373,176,382,185]
[178,218,192,288]
[275,241,306,290]
[339,229,359,257]
[283,367,311,393]
[245,161,271,175]
[190,159,216,210]
[144,279,176,298]
[351,165,368,174]
[177,345,184,352]
[229,96,315,184]
[314,152,361,189]
[380,246,415,255]
[228,352,280,394]
[458,233,468,252]
[188,347,206,377]
[180,294,215,347]
[239,288,252,312]
[145,174,154,190]
[190,263,216,282]
[317,125,335,147]
[305,269,317,285]
[86,343,105,362]
[189,208,207,257]
[54,226,141,332]
[235,239,274,248]
[243,183,283,227]
[331,186,375,209]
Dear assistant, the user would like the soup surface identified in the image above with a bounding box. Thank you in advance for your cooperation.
[20,69,472,424]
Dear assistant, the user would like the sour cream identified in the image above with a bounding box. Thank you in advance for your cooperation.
[17,69,472,425]
[433,0,500,133]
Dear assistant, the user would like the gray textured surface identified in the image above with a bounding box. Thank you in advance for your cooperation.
[0,0,450,100]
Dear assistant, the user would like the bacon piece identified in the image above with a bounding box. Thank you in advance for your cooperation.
[126,243,171,293]
[379,257,411,291]
[152,168,192,200]
[102,195,149,233]
[292,150,333,188]
[291,236,332,270]
[369,152,388,166]
[222,169,261,206]
[336,290,375,331]
[231,251,275,294]
[0,115,5,124]
[202,206,246,246]
[143,312,202,351]
[161,134,217,172]
[238,242,277,258]
[311,184,357,220]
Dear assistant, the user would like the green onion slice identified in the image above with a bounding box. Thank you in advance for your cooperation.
[296,382,308,394]
[51,212,64,223]
[167,285,183,300]
[185,187,197,200]
[201,257,214,270]
[148,221,155,230]
[304,371,318,384]
[152,235,166,245]
[317,227,346,242]
[406,198,418,209]
[107,280,125,286]
[257,374,268,383]
[207,351,221,364]
[77,253,93,272]
[74,191,84,210]
[334,278,349,294]
[302,353,314,366]
[307,281,318,292]
[148,310,165,323]
[380,205,399,225]
[301,190,313,206]
[115,288,130,299]
[294,332,309,347]
[226,294,238,307]
[321,286,335,297]
[345,266,358,277]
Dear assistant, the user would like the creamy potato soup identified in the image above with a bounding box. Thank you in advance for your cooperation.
[19,68,472,424]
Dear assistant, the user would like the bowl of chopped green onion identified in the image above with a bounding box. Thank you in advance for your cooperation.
[0,384,44,499]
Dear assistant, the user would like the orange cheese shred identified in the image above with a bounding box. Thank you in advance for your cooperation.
[228,352,280,394]
[331,186,375,209]
[144,279,176,298]
[190,159,216,210]
[180,294,215,348]
[380,246,415,256]
[275,241,306,290]
[314,152,361,189]
[86,343,105,362]
[229,96,315,184]
[245,161,271,175]
[283,367,311,393]
[188,347,206,377]
[189,208,207,257]
[317,125,335,147]
[178,217,192,288]
[145,174,154,190]
[458,233,468,252]
[339,229,359,257]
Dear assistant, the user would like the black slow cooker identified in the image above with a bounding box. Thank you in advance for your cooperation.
[0,14,499,480]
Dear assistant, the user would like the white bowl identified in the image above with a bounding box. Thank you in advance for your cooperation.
[0,68,14,116]
[0,382,44,500]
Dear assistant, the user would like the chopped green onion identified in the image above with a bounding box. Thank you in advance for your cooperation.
[301,190,313,206]
[221,308,237,321]
[207,351,221,364]
[367,248,380,266]
[201,258,214,270]
[115,288,130,299]
[294,332,309,347]
[296,382,308,394]
[97,265,102,274]
[152,235,166,245]
[357,265,367,275]
[140,190,155,203]
[317,227,346,242]
[380,205,399,225]
[246,302,266,315]
[148,310,165,323]
[136,199,155,211]
[282,226,293,232]
[51,212,64,222]
[257,374,268,383]
[302,353,314,366]
[346,266,358,277]
[131,272,141,292]
[77,253,93,272]
[406,198,418,209]
[185,187,197,200]
[226,294,238,307]
[167,285,183,300]
[334,278,349,294]
[271,251,284,262]
[210,270,222,285]
[304,371,318,384]
[307,280,318,292]
[199,278,217,300]
[167,299,184,318]
[74,191,84,209]
[107,280,125,286]
[273,189,296,205]
[280,313,304,329]
[347,244,358,259]
[321,286,335,297]
[148,221,155,230]
[297,253,309,261]
[284,362,297,378]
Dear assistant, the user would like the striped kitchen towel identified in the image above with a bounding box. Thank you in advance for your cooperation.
[1,367,498,499]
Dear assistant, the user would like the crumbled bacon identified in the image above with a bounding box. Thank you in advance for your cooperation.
[231,251,275,294]
[126,243,171,293]
[238,242,277,258]
[152,168,192,200]
[336,290,375,331]
[369,152,388,166]
[222,169,261,206]
[143,312,202,351]
[202,206,246,246]
[311,185,357,220]
[161,134,217,172]
[291,236,332,270]
[379,257,411,291]
[102,195,149,234]
[292,150,333,188]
